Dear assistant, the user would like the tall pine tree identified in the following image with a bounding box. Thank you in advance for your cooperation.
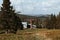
[0,0,23,33]
[46,14,57,29]
[56,12,60,29]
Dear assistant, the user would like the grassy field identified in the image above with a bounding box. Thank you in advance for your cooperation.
[0,29,60,40]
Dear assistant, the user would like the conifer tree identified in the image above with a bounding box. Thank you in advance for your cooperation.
[56,12,60,29]
[0,0,23,33]
[46,14,57,29]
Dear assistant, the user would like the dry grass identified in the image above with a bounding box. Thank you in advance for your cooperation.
[0,29,60,40]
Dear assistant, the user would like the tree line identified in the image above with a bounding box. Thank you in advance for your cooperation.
[38,13,60,29]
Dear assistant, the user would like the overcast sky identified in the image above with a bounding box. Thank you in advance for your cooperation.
[0,0,60,15]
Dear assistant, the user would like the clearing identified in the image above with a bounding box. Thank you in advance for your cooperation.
[0,29,60,40]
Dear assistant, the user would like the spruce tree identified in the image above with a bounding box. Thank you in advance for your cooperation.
[56,12,60,29]
[0,0,23,33]
[46,14,57,29]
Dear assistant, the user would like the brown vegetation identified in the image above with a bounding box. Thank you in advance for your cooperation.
[0,29,60,40]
